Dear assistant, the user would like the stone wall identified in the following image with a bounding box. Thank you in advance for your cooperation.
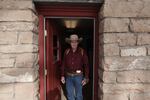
[1,0,150,100]
[0,0,39,100]
[99,0,150,100]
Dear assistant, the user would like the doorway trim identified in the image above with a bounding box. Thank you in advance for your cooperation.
[36,3,100,100]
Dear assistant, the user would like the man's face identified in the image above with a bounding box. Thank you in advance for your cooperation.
[70,40,78,49]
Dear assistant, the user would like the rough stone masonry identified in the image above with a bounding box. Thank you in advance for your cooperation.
[0,0,150,100]
[0,0,39,100]
[99,0,150,100]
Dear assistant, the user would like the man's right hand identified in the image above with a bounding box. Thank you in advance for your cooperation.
[61,76,65,84]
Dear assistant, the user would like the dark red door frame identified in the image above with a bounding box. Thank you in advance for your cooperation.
[39,15,45,100]
[36,3,100,100]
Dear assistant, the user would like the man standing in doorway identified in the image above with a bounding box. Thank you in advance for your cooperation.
[61,34,89,100]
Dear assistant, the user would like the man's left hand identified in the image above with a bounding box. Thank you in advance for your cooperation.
[82,78,89,86]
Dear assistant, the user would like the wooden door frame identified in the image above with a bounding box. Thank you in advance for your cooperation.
[36,3,100,100]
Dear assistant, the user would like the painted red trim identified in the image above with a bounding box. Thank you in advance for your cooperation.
[36,4,99,17]
[46,19,55,100]
[39,15,44,100]
[94,17,99,100]
[37,3,100,100]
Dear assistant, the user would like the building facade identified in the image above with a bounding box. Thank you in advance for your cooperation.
[0,0,150,100]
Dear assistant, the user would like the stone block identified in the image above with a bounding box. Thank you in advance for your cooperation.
[15,53,38,68]
[0,59,15,68]
[102,71,117,83]
[33,33,39,45]
[103,57,150,71]
[103,33,136,46]
[0,10,36,22]
[102,0,150,17]
[0,84,14,100]
[130,19,150,32]
[99,20,104,33]
[0,68,38,83]
[0,32,17,44]
[99,34,103,44]
[100,18,129,32]
[34,80,39,99]
[103,93,128,100]
[104,44,119,56]
[14,83,34,100]
[0,93,14,100]
[103,33,117,44]
[121,47,147,56]
[0,53,16,59]
[0,22,37,32]
[130,93,150,100]
[99,44,104,57]
[0,84,14,93]
[0,44,38,53]
[18,32,38,44]
[137,33,150,45]
[0,74,16,83]
[117,70,150,83]
[0,0,33,10]
[102,83,150,94]
[101,33,118,43]
[148,47,150,56]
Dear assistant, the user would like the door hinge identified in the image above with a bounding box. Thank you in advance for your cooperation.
[44,30,47,37]
[44,69,47,76]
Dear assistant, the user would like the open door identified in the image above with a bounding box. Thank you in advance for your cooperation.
[45,19,61,100]
[37,3,100,100]
[45,18,95,100]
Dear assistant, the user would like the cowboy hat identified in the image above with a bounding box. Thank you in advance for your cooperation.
[65,34,83,43]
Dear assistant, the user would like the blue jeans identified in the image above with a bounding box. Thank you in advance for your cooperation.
[66,75,83,100]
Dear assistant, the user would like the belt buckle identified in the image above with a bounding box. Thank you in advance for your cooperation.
[76,70,81,74]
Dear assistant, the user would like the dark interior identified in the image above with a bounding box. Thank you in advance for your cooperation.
[51,18,94,100]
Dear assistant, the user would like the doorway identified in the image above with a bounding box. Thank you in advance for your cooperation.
[37,3,100,100]
[45,18,94,100]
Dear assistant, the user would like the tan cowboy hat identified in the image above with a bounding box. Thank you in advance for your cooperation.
[65,34,83,43]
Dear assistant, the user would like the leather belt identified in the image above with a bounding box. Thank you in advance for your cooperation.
[66,72,83,77]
